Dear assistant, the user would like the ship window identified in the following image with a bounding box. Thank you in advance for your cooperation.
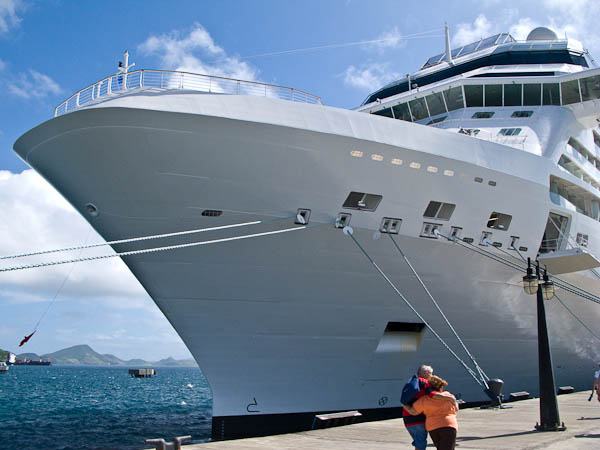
[504,84,522,107]
[409,97,429,121]
[472,111,495,119]
[543,83,560,106]
[426,92,446,116]
[392,103,411,121]
[485,84,502,107]
[499,128,522,136]
[427,116,447,125]
[343,192,382,211]
[561,79,581,105]
[580,75,600,101]
[373,108,394,118]
[465,85,483,107]
[487,212,512,230]
[523,84,541,106]
[423,201,456,220]
[511,110,533,118]
[444,86,464,111]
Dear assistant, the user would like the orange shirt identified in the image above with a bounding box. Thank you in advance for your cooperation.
[412,391,458,431]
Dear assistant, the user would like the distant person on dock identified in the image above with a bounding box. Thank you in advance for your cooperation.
[401,365,457,450]
[592,363,600,401]
[404,375,459,450]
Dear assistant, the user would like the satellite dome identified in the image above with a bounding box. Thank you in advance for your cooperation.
[526,27,558,41]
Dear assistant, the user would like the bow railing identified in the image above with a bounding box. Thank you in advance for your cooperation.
[54,69,322,117]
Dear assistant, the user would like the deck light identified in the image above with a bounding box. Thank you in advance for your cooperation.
[523,258,539,295]
[541,270,555,300]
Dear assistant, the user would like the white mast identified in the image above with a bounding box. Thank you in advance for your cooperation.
[445,23,453,65]
[117,50,135,90]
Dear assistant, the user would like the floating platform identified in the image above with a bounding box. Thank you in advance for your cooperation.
[129,369,155,378]
[184,391,599,450]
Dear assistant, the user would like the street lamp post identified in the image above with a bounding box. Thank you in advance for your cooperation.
[523,258,566,431]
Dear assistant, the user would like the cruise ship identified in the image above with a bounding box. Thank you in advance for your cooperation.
[13,26,600,439]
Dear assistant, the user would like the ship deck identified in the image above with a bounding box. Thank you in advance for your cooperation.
[185,390,598,449]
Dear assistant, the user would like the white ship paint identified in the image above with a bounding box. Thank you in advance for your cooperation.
[14,27,600,438]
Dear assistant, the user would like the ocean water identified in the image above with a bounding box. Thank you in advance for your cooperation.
[0,366,212,450]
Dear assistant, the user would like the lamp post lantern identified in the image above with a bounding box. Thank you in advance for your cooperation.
[523,258,566,431]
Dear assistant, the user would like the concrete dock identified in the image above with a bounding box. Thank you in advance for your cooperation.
[182,391,600,449]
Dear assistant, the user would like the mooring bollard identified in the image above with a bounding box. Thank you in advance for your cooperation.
[144,436,191,450]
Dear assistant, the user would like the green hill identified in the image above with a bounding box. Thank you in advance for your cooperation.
[2,344,197,366]
[42,344,123,365]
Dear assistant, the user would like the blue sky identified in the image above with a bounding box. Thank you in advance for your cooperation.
[1,0,599,361]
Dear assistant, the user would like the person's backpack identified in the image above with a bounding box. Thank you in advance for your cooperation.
[400,375,421,405]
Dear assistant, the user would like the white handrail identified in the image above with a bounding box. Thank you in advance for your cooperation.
[54,69,323,117]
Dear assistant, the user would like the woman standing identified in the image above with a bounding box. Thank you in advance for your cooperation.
[403,375,458,450]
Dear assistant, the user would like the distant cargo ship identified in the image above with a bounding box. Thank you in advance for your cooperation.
[7,353,51,366]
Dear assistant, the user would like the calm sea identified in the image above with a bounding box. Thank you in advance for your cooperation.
[0,365,212,450]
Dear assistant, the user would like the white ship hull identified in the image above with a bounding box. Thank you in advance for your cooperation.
[15,92,600,438]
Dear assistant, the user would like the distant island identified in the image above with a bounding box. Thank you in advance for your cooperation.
[0,344,198,367]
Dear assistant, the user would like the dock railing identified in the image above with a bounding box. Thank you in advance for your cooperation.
[54,69,323,117]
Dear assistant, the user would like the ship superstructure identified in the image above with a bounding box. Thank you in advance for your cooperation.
[12,27,600,440]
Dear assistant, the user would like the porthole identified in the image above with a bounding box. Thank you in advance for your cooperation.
[85,203,99,217]
[371,154,384,161]
[410,162,421,169]
[351,150,364,158]
[427,166,438,173]
[443,170,454,177]
[391,158,403,165]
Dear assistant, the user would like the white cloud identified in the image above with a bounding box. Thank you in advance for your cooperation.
[509,17,542,41]
[343,63,400,92]
[454,2,600,55]
[138,22,259,81]
[452,14,495,47]
[7,70,63,99]
[0,0,23,33]
[368,27,405,51]
[0,59,5,71]
[0,170,149,305]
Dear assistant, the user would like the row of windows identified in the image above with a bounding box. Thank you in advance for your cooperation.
[422,200,513,231]
[371,74,600,123]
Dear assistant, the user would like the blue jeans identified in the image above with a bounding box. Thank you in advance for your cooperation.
[406,423,428,450]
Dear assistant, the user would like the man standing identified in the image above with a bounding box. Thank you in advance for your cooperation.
[402,365,457,450]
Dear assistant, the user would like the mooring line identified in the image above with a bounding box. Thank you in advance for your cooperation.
[0,224,309,273]
[0,217,296,261]
[344,228,486,389]
[388,234,490,384]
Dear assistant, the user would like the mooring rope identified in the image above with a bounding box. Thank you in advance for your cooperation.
[388,234,490,384]
[0,225,308,273]
[0,219,282,260]
[554,293,600,341]
[344,227,487,389]
[436,231,600,341]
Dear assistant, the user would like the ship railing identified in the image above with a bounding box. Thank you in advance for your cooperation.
[54,69,323,117]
